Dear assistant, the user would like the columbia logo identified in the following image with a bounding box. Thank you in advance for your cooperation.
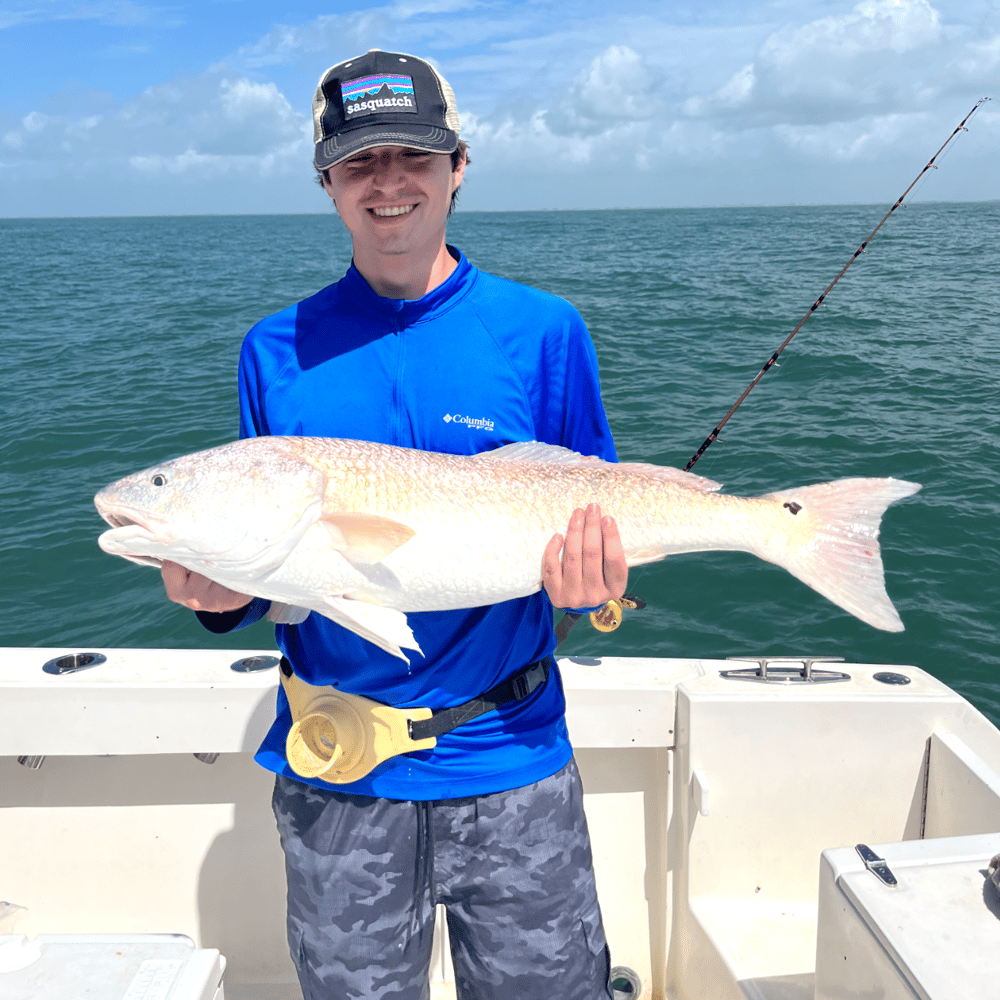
[443,413,495,431]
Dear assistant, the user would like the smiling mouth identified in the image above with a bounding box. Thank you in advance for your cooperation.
[370,204,416,218]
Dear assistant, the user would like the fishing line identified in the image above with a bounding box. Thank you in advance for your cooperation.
[684,97,991,473]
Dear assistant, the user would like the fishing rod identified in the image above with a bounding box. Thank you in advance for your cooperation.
[556,98,989,646]
[684,97,990,472]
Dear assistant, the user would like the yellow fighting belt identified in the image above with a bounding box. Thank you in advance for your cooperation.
[279,655,552,786]
[280,663,436,785]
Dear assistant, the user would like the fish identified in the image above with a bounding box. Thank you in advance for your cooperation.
[94,436,921,660]
[0,901,28,934]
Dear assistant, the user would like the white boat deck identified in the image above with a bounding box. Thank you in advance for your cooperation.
[2,649,999,999]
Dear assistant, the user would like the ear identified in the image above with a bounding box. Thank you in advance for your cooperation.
[451,152,466,193]
[320,170,336,202]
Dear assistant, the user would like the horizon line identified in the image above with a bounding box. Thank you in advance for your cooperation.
[2,197,997,221]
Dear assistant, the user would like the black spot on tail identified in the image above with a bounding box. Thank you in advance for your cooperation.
[783,502,802,515]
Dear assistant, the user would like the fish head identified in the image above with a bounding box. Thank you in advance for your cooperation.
[94,438,327,577]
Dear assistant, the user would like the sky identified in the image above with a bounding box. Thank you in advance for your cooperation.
[1,0,997,216]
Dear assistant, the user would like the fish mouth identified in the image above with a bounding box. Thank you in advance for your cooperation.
[95,504,170,566]
[94,498,165,534]
[101,512,141,530]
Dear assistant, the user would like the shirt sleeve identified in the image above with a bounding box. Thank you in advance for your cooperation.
[196,597,270,633]
[537,301,617,461]
[238,328,269,440]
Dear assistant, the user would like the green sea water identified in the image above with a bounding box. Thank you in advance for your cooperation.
[1,204,998,722]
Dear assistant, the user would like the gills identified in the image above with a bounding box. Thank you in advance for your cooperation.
[94,436,921,660]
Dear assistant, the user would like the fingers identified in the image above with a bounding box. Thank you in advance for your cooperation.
[542,532,565,586]
[542,504,628,609]
[161,560,252,613]
[600,514,629,599]
[577,504,605,600]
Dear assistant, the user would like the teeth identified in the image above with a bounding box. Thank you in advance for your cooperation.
[372,205,415,217]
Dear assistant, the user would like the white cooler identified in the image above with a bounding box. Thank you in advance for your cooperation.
[815,833,1000,1000]
[0,933,225,1000]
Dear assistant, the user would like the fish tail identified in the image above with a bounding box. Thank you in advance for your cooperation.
[764,478,921,632]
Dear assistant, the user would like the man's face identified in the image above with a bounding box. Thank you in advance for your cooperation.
[322,145,464,261]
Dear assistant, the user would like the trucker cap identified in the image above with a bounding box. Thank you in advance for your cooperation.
[313,49,461,170]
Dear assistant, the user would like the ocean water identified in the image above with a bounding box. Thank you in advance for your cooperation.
[1,204,998,723]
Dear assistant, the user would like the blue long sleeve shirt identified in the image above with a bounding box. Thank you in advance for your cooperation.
[230,247,616,799]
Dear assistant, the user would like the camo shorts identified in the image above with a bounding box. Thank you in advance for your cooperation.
[271,758,613,1000]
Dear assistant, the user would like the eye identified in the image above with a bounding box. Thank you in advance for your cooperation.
[151,473,168,487]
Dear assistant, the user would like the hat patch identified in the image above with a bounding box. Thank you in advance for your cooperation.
[341,74,418,118]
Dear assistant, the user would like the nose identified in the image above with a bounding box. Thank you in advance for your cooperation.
[372,150,406,184]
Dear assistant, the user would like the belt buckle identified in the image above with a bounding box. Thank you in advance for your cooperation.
[512,670,532,701]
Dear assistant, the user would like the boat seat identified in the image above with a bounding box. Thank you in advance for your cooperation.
[684,731,1000,1000]
[689,898,817,1000]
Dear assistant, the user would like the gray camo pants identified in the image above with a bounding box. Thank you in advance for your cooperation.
[271,758,613,1000]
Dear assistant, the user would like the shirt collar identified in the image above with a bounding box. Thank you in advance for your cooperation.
[343,246,476,325]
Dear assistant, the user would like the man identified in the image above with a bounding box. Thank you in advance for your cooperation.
[164,49,627,1000]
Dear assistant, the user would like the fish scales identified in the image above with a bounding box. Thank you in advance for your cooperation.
[95,436,921,660]
[305,439,796,583]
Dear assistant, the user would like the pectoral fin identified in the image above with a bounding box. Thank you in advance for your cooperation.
[318,596,423,663]
[320,513,416,564]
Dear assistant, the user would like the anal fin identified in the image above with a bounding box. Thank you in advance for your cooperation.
[317,596,423,663]
[267,602,312,625]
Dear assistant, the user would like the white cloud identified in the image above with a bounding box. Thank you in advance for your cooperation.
[677,0,995,135]
[772,111,919,161]
[2,0,997,214]
[950,32,1000,83]
[1,69,310,179]
[23,110,48,131]
[762,0,941,64]
[0,0,171,30]
[233,11,393,69]
[683,64,755,117]
[463,108,641,170]
[458,45,667,170]
[387,0,481,15]
[547,45,660,135]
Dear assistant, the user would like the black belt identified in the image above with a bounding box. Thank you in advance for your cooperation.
[408,657,551,742]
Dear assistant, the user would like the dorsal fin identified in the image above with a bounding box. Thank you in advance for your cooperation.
[473,441,722,492]
[615,461,722,492]
[473,441,601,465]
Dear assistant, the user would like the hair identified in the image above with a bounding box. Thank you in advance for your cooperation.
[316,140,469,215]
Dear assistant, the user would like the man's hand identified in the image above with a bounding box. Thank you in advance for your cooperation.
[542,503,628,610]
[161,561,252,613]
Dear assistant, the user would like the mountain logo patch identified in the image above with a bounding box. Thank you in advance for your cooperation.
[342,74,418,118]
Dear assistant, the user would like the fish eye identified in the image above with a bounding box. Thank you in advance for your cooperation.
[151,473,168,487]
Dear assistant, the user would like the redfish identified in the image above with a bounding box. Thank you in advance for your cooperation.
[95,437,920,660]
